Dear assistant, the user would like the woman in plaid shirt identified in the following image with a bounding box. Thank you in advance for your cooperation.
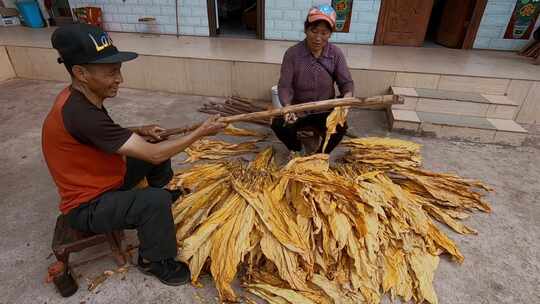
[271,4,354,154]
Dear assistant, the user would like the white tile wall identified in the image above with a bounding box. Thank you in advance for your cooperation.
[474,0,540,50]
[265,0,381,44]
[68,0,209,36]
[66,0,539,49]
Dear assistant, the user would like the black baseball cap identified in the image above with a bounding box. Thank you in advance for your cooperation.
[51,23,138,65]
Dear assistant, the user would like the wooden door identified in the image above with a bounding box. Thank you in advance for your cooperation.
[435,0,476,48]
[375,0,434,47]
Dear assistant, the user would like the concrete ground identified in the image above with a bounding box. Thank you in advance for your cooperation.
[0,79,538,304]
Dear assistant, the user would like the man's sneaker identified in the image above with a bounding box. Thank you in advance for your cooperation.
[165,189,183,202]
[137,256,190,286]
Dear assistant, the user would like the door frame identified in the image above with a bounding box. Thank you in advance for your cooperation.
[257,0,265,39]
[462,0,488,49]
[207,0,218,37]
[373,0,392,45]
[206,0,265,39]
[374,0,488,49]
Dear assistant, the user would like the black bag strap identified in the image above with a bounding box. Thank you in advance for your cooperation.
[316,59,336,82]
[316,59,343,98]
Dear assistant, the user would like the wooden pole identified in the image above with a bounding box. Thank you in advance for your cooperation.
[159,95,402,139]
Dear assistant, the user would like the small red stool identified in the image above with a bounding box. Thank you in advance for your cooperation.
[51,214,127,268]
[49,214,128,297]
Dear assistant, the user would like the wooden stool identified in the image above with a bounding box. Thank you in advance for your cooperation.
[51,214,127,268]
[297,126,324,154]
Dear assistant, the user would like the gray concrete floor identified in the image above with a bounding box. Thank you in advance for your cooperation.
[0,79,539,304]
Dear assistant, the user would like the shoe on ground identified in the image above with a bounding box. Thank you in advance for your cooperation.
[289,150,303,159]
[165,188,184,202]
[301,133,322,155]
[137,256,190,286]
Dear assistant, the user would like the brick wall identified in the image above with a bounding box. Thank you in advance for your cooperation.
[67,0,209,36]
[474,0,539,50]
[265,0,381,44]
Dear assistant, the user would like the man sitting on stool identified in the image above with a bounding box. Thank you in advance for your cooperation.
[42,24,226,286]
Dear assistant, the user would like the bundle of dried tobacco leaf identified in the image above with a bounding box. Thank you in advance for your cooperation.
[183,139,259,163]
[169,137,491,304]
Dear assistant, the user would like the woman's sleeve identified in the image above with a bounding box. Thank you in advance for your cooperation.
[334,47,354,96]
[278,50,295,106]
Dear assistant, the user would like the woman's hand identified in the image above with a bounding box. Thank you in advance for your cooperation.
[194,115,227,137]
[343,91,353,98]
[284,112,298,125]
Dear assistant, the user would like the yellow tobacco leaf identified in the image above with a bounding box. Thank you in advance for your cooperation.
[250,147,276,171]
[399,168,491,213]
[209,200,256,302]
[173,180,229,240]
[322,106,349,152]
[179,194,244,262]
[224,123,265,137]
[382,246,413,302]
[246,286,291,304]
[244,296,263,304]
[248,283,317,304]
[283,154,330,174]
[298,291,334,304]
[259,226,309,291]
[250,269,291,289]
[321,219,339,263]
[408,249,440,304]
[311,274,363,304]
[424,204,477,235]
[188,238,212,283]
[345,232,381,303]
[171,162,230,190]
[342,137,422,168]
[233,178,312,261]
[427,222,464,263]
[343,137,421,156]
[184,139,259,163]
[288,181,314,219]
[328,212,351,251]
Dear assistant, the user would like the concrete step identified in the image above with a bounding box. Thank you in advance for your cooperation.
[389,109,528,146]
[391,87,518,120]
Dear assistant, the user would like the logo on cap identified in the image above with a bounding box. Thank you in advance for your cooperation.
[319,4,334,15]
[88,33,113,52]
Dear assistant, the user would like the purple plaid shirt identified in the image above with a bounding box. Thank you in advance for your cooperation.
[278,40,354,106]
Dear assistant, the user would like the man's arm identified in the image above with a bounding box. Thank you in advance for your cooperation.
[117,116,226,165]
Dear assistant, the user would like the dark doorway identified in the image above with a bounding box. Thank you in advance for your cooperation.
[207,0,263,39]
[425,0,488,48]
[46,0,74,26]
[424,0,446,47]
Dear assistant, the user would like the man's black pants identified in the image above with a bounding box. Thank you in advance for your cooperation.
[66,157,176,262]
[271,111,347,154]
